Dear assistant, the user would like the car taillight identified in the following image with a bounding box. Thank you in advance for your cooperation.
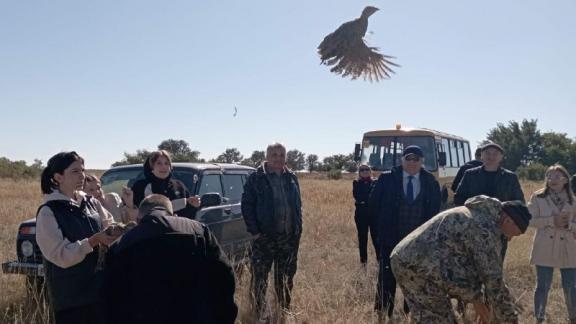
[19,226,36,235]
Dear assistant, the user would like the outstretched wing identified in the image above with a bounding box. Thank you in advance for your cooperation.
[329,40,400,82]
[318,13,398,82]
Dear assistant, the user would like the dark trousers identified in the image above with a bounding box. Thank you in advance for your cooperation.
[375,247,409,317]
[354,206,379,264]
[55,303,105,324]
[250,233,300,316]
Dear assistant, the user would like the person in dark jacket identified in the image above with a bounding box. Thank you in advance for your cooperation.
[369,145,441,320]
[572,174,576,194]
[352,164,378,265]
[241,142,302,320]
[104,194,237,324]
[454,143,525,206]
[451,147,483,193]
[36,152,118,324]
[129,150,200,218]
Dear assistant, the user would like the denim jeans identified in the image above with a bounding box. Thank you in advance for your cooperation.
[534,265,576,320]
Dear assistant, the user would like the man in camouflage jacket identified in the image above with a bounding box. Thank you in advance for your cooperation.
[390,196,532,324]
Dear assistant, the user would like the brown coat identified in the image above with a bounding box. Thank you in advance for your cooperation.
[528,190,576,268]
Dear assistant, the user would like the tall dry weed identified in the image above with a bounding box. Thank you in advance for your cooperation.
[0,177,571,323]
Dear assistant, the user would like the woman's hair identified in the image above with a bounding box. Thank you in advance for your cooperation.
[41,151,84,194]
[539,164,574,205]
[147,150,172,169]
[83,174,101,191]
[84,174,100,184]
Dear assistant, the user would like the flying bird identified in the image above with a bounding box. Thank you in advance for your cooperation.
[233,106,238,117]
[318,6,399,82]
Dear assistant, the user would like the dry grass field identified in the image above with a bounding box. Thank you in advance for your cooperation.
[0,177,572,323]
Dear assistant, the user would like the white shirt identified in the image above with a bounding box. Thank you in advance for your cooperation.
[402,171,421,199]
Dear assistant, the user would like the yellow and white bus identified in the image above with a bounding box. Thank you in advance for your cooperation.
[353,125,473,202]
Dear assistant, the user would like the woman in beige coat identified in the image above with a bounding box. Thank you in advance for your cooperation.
[529,164,576,323]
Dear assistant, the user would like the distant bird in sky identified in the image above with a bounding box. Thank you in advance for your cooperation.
[233,106,238,117]
[318,6,399,82]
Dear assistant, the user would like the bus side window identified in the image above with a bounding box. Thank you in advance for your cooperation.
[457,141,465,167]
[450,140,459,167]
[463,142,471,162]
[443,138,453,167]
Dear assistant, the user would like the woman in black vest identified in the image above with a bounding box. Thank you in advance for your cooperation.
[128,150,200,218]
[36,152,118,324]
[352,164,379,265]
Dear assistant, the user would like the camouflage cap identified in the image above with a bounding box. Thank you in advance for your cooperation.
[501,200,531,233]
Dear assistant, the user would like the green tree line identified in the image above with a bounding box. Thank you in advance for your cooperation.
[2,120,574,180]
[486,119,576,180]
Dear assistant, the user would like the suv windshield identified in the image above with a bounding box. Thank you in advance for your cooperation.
[101,168,143,196]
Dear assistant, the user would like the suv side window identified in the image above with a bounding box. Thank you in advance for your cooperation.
[198,174,223,196]
[172,170,198,194]
[222,174,244,203]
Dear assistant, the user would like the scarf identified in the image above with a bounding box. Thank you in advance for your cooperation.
[549,190,568,210]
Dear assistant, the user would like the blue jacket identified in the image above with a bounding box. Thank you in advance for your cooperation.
[369,166,441,249]
[241,164,302,236]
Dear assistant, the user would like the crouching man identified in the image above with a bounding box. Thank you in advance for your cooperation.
[104,194,237,324]
[390,196,531,324]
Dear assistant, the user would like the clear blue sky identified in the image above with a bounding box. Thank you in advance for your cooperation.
[1,0,575,169]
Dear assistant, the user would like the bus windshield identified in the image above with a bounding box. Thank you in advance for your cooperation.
[360,136,437,171]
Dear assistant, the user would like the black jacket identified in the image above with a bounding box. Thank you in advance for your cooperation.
[131,157,197,218]
[454,166,525,206]
[104,208,237,324]
[353,178,375,207]
[369,166,441,249]
[451,159,483,192]
[572,174,576,195]
[241,164,302,236]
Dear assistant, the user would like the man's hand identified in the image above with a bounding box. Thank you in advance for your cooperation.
[188,196,201,208]
[88,230,118,248]
[252,233,261,240]
[473,301,491,324]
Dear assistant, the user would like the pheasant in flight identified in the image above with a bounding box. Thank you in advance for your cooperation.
[318,6,399,82]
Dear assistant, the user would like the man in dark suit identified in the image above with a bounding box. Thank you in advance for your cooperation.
[370,145,441,320]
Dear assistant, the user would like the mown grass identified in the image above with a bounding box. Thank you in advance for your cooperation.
[0,177,570,323]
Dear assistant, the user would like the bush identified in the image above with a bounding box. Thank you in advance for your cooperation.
[0,157,43,179]
[327,169,342,180]
[517,162,547,181]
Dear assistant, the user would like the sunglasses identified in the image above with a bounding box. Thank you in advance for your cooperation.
[404,156,421,162]
[547,175,567,181]
[359,168,370,172]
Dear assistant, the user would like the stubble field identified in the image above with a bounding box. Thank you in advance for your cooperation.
[0,177,570,323]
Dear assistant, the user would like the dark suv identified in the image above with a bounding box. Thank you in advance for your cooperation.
[2,162,255,284]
